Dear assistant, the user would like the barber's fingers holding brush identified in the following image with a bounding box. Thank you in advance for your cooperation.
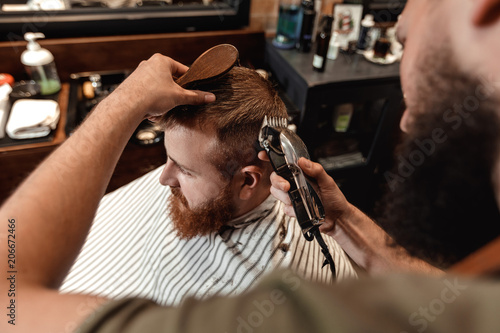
[114,54,216,121]
[258,152,354,235]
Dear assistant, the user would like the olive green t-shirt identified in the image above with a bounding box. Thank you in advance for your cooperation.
[77,270,500,333]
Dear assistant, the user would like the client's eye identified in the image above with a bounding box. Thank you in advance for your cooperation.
[179,167,192,177]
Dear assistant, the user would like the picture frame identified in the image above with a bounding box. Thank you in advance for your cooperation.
[332,3,364,48]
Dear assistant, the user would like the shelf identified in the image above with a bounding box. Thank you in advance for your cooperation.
[0,83,69,153]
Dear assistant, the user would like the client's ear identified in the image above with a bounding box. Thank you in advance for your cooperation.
[472,0,500,26]
[238,165,264,200]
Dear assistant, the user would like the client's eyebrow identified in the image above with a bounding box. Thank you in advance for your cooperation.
[168,155,198,175]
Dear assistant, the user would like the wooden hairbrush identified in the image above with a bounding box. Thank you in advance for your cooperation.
[175,44,239,88]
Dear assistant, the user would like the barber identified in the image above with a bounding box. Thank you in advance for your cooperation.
[261,0,500,276]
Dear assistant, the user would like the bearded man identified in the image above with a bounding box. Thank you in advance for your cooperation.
[268,0,500,273]
[59,66,357,306]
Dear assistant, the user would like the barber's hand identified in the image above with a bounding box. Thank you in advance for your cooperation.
[258,152,352,234]
[113,53,215,120]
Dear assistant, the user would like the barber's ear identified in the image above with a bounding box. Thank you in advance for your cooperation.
[238,165,264,200]
[472,0,500,26]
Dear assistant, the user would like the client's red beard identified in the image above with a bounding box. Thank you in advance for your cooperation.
[168,185,235,239]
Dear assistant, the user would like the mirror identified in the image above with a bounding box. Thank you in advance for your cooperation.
[0,0,250,40]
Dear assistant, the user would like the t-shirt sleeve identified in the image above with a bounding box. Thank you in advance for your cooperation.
[76,271,500,333]
[76,271,316,333]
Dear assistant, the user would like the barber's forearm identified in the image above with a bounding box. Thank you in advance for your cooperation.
[0,91,143,288]
[331,203,443,275]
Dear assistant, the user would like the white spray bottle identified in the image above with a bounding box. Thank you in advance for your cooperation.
[21,32,61,95]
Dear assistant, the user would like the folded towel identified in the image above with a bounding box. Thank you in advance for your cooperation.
[6,99,60,139]
[0,83,13,139]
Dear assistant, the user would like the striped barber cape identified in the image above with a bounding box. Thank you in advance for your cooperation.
[60,166,357,306]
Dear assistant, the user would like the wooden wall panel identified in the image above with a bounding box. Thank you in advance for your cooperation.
[0,29,265,81]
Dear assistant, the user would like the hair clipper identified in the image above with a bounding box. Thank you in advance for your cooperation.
[259,116,325,236]
[258,116,336,278]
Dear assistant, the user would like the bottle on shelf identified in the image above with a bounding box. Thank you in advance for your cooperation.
[373,28,392,59]
[327,31,340,60]
[312,14,333,72]
[273,0,302,49]
[21,32,61,96]
[296,0,316,52]
[356,14,375,51]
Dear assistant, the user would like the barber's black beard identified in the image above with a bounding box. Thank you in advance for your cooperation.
[168,185,235,240]
[378,50,500,268]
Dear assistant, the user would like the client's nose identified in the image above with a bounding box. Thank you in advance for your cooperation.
[159,161,180,187]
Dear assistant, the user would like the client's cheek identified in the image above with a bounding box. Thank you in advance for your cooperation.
[198,181,229,201]
[171,187,190,209]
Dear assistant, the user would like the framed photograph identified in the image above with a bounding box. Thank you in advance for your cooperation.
[332,3,364,48]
